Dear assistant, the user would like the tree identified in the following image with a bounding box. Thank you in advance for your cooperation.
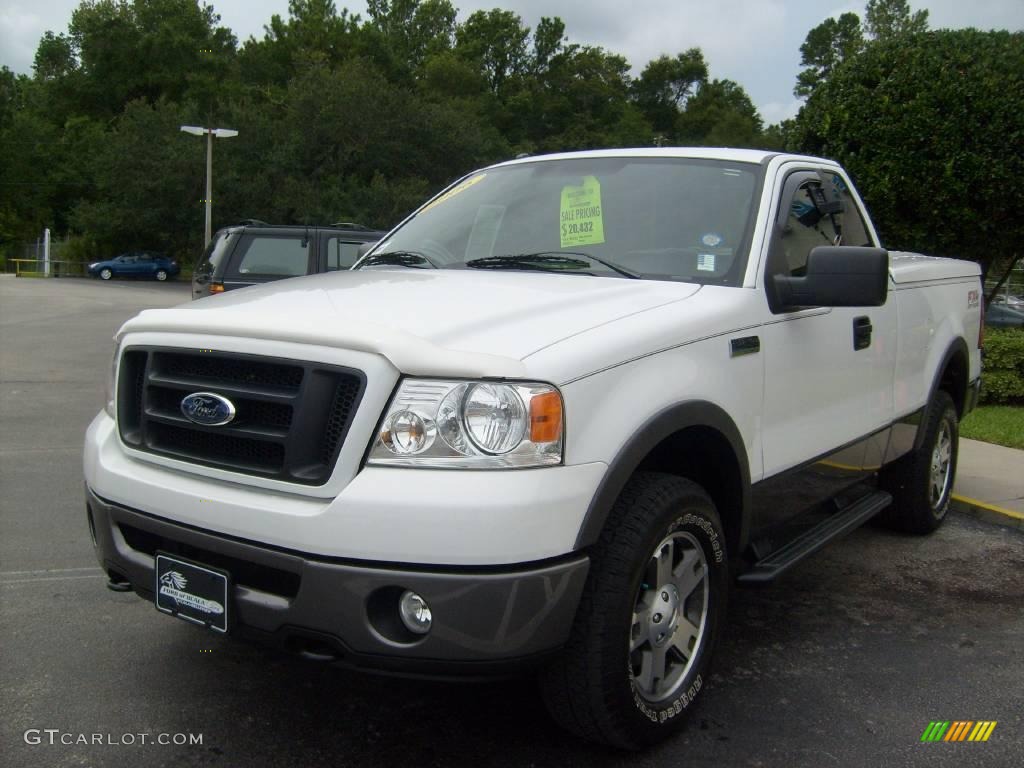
[792,29,1024,278]
[365,0,457,76]
[534,45,648,151]
[864,0,929,40]
[70,98,203,257]
[794,13,863,97]
[239,0,359,87]
[632,50,707,135]
[676,79,763,148]
[33,32,78,81]
[532,16,566,74]
[455,9,530,95]
[63,0,236,118]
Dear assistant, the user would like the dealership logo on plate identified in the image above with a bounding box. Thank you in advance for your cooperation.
[158,571,224,615]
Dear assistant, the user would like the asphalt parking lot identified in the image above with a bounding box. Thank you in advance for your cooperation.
[1,277,1022,768]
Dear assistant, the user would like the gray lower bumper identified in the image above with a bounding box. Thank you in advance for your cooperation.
[86,487,589,678]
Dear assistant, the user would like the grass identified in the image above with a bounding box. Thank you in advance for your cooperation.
[960,405,1024,450]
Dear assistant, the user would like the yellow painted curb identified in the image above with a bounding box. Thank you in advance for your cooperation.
[951,493,1024,521]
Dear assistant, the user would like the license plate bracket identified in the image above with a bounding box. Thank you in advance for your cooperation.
[155,552,229,633]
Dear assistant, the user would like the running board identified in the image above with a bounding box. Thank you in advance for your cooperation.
[738,491,892,584]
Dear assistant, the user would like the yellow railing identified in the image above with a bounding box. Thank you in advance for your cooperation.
[7,259,89,278]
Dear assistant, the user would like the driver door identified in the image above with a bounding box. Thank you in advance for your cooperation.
[754,167,896,531]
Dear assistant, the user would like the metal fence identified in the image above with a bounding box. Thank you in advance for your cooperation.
[985,261,1024,304]
[6,258,89,278]
[2,235,87,278]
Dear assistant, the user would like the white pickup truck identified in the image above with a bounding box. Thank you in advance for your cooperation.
[84,148,982,748]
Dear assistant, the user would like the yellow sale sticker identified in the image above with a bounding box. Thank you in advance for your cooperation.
[560,176,605,248]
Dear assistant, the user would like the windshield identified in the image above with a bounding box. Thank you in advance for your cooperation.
[360,157,762,284]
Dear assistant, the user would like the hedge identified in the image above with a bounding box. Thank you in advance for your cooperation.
[980,328,1024,405]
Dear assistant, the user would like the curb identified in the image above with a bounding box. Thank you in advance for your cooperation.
[951,493,1024,531]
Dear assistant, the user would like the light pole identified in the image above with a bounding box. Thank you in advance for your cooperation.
[181,125,238,247]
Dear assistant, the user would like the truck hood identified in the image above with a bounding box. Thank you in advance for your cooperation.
[120,269,700,378]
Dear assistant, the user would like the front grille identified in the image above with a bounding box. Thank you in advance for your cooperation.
[117,348,365,485]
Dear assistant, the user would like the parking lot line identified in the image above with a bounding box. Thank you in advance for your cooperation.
[0,567,102,577]
[0,574,106,585]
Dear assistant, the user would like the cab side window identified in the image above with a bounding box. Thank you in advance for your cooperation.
[823,171,872,247]
[776,171,874,278]
[778,181,841,277]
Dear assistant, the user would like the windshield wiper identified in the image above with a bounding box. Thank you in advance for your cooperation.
[358,250,438,269]
[465,252,641,279]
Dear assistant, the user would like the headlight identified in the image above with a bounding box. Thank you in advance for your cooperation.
[368,379,563,468]
[89,263,99,269]
[104,341,119,417]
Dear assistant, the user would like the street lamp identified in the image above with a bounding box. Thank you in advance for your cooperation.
[180,125,238,247]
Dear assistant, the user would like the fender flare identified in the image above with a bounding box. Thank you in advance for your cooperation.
[573,401,751,552]
[917,337,970,449]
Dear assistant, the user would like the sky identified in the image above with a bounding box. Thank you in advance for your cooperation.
[1,0,1021,124]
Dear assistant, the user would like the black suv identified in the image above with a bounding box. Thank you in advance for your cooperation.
[192,221,386,299]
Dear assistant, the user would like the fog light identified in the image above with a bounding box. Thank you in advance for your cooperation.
[398,590,432,634]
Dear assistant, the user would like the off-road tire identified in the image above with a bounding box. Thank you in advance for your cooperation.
[879,390,958,534]
[540,472,728,749]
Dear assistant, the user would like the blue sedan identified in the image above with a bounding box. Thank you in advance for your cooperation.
[88,252,180,281]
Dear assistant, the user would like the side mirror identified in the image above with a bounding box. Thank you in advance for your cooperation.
[773,246,888,310]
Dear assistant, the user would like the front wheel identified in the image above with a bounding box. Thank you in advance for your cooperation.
[880,390,959,534]
[99,268,112,280]
[541,472,728,749]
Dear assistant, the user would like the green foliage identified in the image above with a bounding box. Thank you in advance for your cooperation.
[633,50,707,135]
[794,12,863,98]
[864,0,929,40]
[455,8,529,95]
[59,233,104,264]
[3,0,784,261]
[791,29,1024,277]
[677,79,763,148]
[980,329,1024,405]
[70,98,203,261]
[65,0,237,118]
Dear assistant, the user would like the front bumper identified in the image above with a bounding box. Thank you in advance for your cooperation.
[86,487,589,677]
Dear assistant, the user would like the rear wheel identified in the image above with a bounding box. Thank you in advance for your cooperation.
[880,390,958,534]
[541,472,728,749]
[155,269,168,281]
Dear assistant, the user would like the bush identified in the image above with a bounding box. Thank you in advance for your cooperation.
[59,234,103,265]
[980,328,1024,405]
[792,29,1024,278]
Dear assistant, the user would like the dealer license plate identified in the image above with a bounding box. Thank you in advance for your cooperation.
[155,553,229,633]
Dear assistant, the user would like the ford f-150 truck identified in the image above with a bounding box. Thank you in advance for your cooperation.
[84,148,982,748]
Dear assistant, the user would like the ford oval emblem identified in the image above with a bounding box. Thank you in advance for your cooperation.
[180,392,236,426]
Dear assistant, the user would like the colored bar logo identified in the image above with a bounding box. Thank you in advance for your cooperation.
[920,721,997,742]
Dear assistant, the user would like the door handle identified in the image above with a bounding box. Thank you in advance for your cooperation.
[853,316,872,351]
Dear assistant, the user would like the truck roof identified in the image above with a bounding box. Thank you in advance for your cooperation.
[491,147,837,169]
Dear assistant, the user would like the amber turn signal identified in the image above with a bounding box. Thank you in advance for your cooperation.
[530,390,563,443]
